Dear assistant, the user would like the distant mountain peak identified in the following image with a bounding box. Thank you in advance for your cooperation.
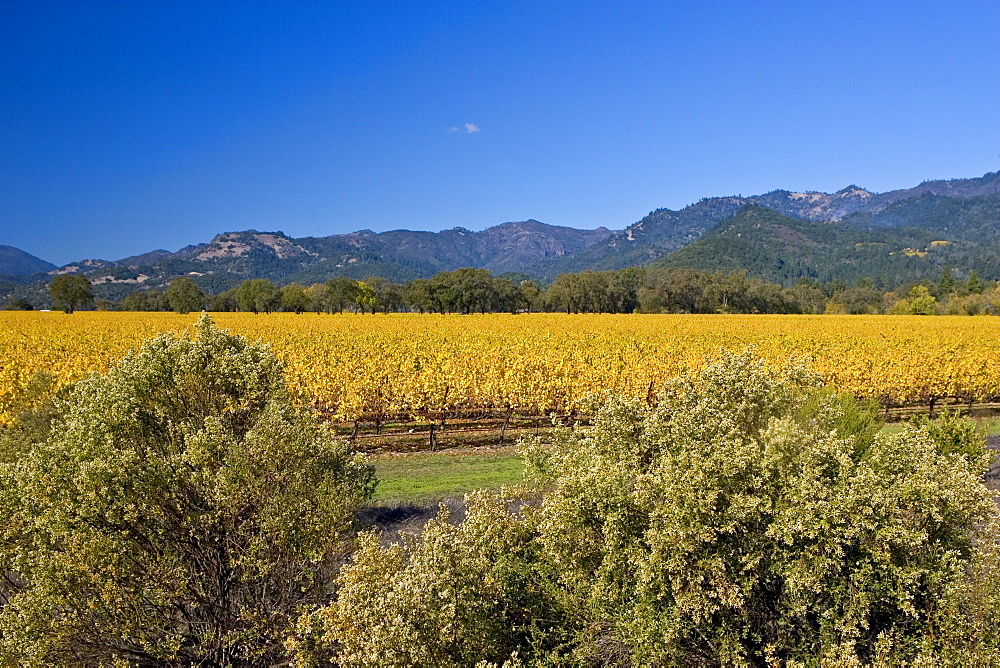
[0,245,56,275]
[193,231,315,261]
[50,258,114,275]
[835,185,872,196]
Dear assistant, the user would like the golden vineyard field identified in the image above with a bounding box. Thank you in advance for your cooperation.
[3,311,1000,425]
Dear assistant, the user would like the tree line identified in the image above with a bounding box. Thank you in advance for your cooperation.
[22,264,1000,315]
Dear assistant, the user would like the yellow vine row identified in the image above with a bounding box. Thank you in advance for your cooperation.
[3,312,1000,425]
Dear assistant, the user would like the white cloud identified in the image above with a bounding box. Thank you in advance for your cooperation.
[449,123,481,134]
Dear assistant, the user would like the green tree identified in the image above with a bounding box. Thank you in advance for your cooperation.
[304,283,331,313]
[326,276,360,313]
[280,282,310,314]
[404,278,435,313]
[518,279,542,312]
[164,276,206,314]
[491,276,522,313]
[353,281,376,314]
[829,286,883,314]
[545,272,584,313]
[121,289,167,312]
[939,264,955,295]
[208,288,237,312]
[0,315,375,665]
[235,278,279,314]
[3,297,34,311]
[785,280,826,314]
[908,284,939,315]
[48,274,93,313]
[306,352,998,665]
[967,269,985,294]
[363,276,405,313]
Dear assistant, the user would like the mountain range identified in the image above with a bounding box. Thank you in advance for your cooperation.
[3,170,1000,305]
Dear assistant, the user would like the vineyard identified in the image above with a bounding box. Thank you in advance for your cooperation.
[3,311,1000,427]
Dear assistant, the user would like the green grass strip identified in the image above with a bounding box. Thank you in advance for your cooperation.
[373,448,526,503]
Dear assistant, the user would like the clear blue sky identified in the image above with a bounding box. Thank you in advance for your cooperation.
[2,1,998,265]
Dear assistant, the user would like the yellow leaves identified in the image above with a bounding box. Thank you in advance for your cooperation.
[3,312,1000,425]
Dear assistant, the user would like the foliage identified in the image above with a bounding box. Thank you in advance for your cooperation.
[289,492,555,667]
[164,276,206,313]
[2,297,34,311]
[409,268,524,314]
[48,274,93,313]
[0,315,375,665]
[305,351,998,664]
[910,409,988,459]
[637,267,802,314]
[968,269,985,294]
[325,276,360,313]
[890,285,939,315]
[120,288,166,311]
[280,282,310,314]
[9,311,1000,427]
[235,278,280,314]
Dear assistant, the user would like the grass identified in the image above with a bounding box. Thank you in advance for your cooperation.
[981,417,1000,437]
[372,446,527,504]
[882,415,1000,438]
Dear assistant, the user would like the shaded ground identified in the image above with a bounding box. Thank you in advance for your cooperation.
[356,496,468,546]
[357,493,541,546]
[986,435,1000,492]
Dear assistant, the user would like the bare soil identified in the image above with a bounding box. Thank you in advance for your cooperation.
[985,435,1000,492]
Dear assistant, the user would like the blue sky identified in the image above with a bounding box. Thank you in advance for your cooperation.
[2,1,998,265]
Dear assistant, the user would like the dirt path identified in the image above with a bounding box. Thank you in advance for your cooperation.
[986,435,1000,491]
[356,497,468,546]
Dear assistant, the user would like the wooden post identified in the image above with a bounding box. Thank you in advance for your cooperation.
[429,423,437,451]
[499,407,513,446]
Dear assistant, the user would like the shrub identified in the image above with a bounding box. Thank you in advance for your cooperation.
[0,315,375,665]
[911,408,988,459]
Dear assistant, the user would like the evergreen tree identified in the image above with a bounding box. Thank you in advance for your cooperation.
[939,264,955,295]
[967,269,985,294]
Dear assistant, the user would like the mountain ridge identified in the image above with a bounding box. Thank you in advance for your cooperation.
[524,171,1000,278]
[3,170,999,298]
[0,220,613,298]
[651,195,1000,288]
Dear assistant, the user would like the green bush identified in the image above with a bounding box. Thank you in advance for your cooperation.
[0,315,375,665]
[911,408,988,459]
